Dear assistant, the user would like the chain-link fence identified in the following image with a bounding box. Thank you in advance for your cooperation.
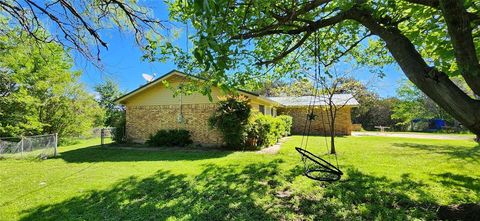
[100,127,115,146]
[0,134,58,159]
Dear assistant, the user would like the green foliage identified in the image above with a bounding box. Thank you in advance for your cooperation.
[161,0,480,137]
[0,30,104,138]
[94,79,124,127]
[208,96,251,149]
[208,96,290,149]
[277,115,293,136]
[392,80,453,126]
[112,113,126,144]
[249,78,315,97]
[357,98,400,131]
[246,113,288,149]
[146,129,193,147]
[164,0,479,80]
[335,77,401,130]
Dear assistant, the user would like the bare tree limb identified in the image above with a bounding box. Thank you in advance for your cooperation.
[0,0,166,62]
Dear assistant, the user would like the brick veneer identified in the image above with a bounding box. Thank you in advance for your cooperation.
[126,104,223,145]
[277,107,352,135]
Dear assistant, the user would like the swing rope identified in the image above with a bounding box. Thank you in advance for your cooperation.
[295,30,343,182]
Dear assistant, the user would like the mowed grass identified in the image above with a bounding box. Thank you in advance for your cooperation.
[0,136,479,220]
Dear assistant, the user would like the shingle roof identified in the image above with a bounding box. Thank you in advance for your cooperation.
[268,94,359,107]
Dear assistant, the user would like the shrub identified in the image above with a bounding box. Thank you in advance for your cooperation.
[246,114,289,149]
[209,96,251,149]
[277,115,293,136]
[112,113,126,144]
[146,129,193,147]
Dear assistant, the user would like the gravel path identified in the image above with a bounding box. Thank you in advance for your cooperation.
[352,131,475,141]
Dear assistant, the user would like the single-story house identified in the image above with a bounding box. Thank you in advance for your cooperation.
[115,70,359,145]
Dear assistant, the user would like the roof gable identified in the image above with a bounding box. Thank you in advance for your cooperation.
[115,70,266,104]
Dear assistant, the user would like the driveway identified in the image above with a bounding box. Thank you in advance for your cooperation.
[352,131,475,141]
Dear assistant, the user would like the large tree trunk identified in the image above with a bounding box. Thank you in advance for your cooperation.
[439,0,480,96]
[349,9,480,138]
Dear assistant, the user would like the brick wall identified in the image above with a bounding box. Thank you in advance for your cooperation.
[278,107,352,135]
[125,104,223,145]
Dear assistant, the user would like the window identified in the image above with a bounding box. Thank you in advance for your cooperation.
[259,105,265,114]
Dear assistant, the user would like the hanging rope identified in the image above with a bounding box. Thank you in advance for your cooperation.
[295,30,343,182]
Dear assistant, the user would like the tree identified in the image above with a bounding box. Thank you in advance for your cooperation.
[260,79,315,97]
[242,75,316,97]
[392,80,453,128]
[0,29,104,137]
[41,83,105,137]
[335,77,400,130]
[94,79,124,127]
[358,98,400,131]
[165,0,480,140]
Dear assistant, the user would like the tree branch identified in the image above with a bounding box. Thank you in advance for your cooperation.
[232,7,350,40]
[0,0,166,63]
[322,33,372,67]
[256,32,312,65]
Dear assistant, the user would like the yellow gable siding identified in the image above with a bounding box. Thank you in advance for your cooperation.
[124,75,225,106]
[122,73,279,108]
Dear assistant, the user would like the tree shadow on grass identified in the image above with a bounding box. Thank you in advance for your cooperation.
[21,159,453,220]
[432,172,480,200]
[392,142,480,162]
[19,159,284,220]
[286,165,438,220]
[58,145,233,163]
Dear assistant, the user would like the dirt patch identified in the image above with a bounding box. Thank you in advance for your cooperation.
[257,137,290,154]
[437,203,480,220]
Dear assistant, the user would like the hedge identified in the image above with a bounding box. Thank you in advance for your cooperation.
[277,115,293,136]
[146,129,193,147]
[246,113,292,149]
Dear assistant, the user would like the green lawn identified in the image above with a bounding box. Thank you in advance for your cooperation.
[0,136,479,220]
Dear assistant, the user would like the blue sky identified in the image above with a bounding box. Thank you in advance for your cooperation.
[74,2,404,98]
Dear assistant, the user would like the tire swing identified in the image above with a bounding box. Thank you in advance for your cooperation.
[295,31,343,182]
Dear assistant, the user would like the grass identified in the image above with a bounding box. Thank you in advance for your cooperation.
[0,136,479,220]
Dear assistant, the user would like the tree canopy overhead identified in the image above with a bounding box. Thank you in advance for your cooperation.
[0,0,165,62]
[165,0,480,137]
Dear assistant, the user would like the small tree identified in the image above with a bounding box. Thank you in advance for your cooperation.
[315,68,359,154]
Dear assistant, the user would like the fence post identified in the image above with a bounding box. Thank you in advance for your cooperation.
[20,136,24,156]
[101,128,104,147]
[54,133,58,157]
